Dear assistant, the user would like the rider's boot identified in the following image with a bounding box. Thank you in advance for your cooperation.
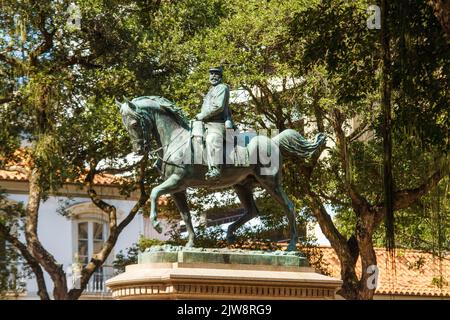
[205,165,221,181]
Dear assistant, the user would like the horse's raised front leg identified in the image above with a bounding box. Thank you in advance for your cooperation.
[149,174,183,233]
[172,191,195,248]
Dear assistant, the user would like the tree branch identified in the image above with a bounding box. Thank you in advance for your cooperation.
[393,169,445,210]
[302,185,360,295]
[50,55,102,73]
[119,156,149,230]
[303,187,348,249]
[0,97,14,105]
[331,109,371,213]
[257,81,285,128]
[29,11,56,67]
[347,120,369,142]
[242,84,276,126]
[0,222,50,300]
[68,156,149,300]
[317,189,349,207]
[0,91,22,106]
[374,164,447,225]
[0,49,22,68]
[66,161,119,299]
[84,161,116,217]
[310,94,326,167]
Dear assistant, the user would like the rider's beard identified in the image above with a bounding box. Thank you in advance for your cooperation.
[210,78,221,86]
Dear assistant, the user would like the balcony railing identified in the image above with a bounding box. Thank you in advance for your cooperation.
[69,264,116,296]
[1,263,27,297]
[85,265,116,296]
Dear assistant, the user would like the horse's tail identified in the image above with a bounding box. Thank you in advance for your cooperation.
[272,129,327,159]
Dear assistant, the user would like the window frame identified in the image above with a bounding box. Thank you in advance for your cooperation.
[68,202,116,268]
[74,220,108,266]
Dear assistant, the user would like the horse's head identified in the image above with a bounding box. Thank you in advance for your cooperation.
[117,97,149,155]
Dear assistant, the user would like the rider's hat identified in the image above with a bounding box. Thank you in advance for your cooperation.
[209,66,223,75]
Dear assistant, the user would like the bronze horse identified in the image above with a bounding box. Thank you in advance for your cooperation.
[118,96,326,251]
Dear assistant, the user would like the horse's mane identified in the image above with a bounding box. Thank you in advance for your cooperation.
[131,96,190,129]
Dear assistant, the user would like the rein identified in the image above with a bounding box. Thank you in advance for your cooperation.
[143,115,187,171]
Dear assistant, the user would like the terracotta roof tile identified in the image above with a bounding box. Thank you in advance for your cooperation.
[0,149,126,186]
[1,149,170,205]
[0,166,125,186]
[316,246,450,297]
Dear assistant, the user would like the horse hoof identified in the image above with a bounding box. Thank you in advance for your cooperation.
[153,221,162,234]
[287,243,297,251]
[227,234,236,244]
[185,241,194,248]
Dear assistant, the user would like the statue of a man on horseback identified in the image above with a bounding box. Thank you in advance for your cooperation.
[194,66,234,181]
[117,76,327,251]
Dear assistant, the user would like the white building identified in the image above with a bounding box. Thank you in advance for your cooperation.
[0,155,170,299]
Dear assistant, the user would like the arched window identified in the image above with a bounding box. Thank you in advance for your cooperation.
[76,220,106,266]
[67,202,120,293]
[68,202,110,266]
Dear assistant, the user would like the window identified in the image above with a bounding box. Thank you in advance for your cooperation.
[68,202,117,293]
[0,199,27,296]
[68,202,112,266]
[74,220,108,293]
[76,221,106,266]
[74,220,108,292]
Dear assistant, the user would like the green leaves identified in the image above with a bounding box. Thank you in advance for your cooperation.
[0,1,448,299]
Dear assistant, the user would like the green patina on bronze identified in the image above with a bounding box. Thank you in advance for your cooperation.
[117,72,326,251]
[138,245,309,267]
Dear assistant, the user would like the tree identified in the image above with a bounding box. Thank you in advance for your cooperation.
[0,0,161,300]
[0,0,233,300]
[288,0,449,299]
[161,0,448,299]
[1,0,447,300]
[429,0,450,35]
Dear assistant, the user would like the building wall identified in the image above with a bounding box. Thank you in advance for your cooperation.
[5,193,170,298]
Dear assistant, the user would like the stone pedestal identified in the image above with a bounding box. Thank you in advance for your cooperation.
[106,246,342,300]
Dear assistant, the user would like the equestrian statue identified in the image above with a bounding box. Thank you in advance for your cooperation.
[117,67,326,251]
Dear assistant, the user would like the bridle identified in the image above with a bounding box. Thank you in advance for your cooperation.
[127,112,151,154]
[130,109,186,170]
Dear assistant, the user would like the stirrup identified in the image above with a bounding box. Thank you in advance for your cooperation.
[205,167,221,180]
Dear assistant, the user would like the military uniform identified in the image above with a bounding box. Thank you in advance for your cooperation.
[197,83,232,124]
[196,67,233,180]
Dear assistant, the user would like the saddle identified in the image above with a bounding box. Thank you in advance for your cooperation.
[188,120,250,167]
[154,121,252,175]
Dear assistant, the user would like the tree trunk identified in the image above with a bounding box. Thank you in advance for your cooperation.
[337,254,360,299]
[429,0,450,35]
[25,167,68,300]
[304,189,363,299]
[28,259,51,300]
[355,212,377,300]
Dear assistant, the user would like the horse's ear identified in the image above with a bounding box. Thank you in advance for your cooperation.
[123,96,136,111]
[115,98,122,109]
